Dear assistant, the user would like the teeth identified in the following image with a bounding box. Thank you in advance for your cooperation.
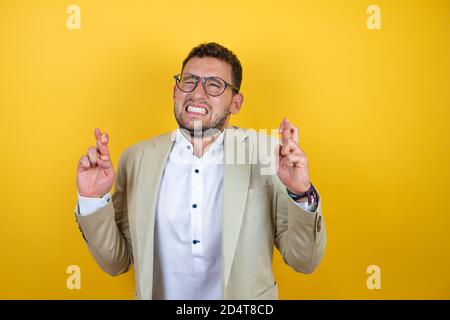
[187,106,207,115]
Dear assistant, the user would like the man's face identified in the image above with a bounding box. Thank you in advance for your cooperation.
[173,57,243,136]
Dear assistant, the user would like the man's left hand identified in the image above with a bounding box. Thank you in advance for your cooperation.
[276,118,311,195]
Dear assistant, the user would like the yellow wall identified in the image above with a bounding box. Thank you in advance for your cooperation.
[0,0,448,299]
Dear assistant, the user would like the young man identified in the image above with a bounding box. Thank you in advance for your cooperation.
[75,42,326,299]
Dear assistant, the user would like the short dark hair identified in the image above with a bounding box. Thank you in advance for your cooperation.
[182,42,242,92]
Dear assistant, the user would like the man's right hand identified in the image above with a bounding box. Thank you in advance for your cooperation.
[77,128,115,198]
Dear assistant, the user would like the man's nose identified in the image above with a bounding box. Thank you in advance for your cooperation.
[190,79,208,99]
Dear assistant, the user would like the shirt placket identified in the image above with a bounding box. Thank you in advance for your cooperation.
[190,154,206,272]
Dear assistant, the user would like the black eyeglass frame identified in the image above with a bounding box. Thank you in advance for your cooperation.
[173,73,239,96]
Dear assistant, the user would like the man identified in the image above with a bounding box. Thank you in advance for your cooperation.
[75,42,326,300]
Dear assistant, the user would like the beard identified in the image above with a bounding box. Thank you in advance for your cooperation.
[174,100,231,138]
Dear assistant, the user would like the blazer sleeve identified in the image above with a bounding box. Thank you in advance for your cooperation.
[271,174,326,274]
[74,150,133,276]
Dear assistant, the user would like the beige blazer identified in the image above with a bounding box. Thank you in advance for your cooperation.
[75,127,326,299]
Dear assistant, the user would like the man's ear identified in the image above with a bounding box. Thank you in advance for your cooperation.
[230,93,244,115]
[172,84,177,100]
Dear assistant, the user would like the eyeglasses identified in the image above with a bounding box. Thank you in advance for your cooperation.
[173,73,239,97]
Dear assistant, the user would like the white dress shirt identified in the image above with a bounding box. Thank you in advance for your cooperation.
[76,127,317,299]
[151,128,225,299]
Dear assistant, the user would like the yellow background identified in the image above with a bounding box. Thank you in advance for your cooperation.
[0,0,449,299]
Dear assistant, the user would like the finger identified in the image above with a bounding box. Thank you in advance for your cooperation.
[78,155,91,170]
[280,139,291,156]
[94,128,101,141]
[282,127,290,145]
[284,154,297,167]
[286,153,307,167]
[96,132,110,156]
[96,159,114,177]
[87,146,98,167]
[281,120,291,146]
[96,158,112,169]
[278,117,288,134]
[282,137,305,156]
[285,119,299,144]
[280,137,296,156]
[99,153,110,161]
[94,128,110,154]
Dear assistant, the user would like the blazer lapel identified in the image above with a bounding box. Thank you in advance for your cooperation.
[136,131,175,299]
[222,127,252,292]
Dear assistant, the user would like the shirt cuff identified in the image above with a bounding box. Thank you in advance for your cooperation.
[76,192,111,216]
[291,197,318,214]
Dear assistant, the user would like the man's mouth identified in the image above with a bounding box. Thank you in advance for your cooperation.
[185,104,209,115]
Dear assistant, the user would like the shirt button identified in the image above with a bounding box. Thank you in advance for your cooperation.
[187,145,191,150]
[192,204,197,208]
[193,240,200,244]
[195,169,199,173]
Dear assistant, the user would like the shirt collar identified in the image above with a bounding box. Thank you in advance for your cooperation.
[172,127,225,161]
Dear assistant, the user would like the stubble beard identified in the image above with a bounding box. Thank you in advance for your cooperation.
[174,102,231,139]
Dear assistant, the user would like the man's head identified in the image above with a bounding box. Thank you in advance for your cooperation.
[173,42,244,137]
